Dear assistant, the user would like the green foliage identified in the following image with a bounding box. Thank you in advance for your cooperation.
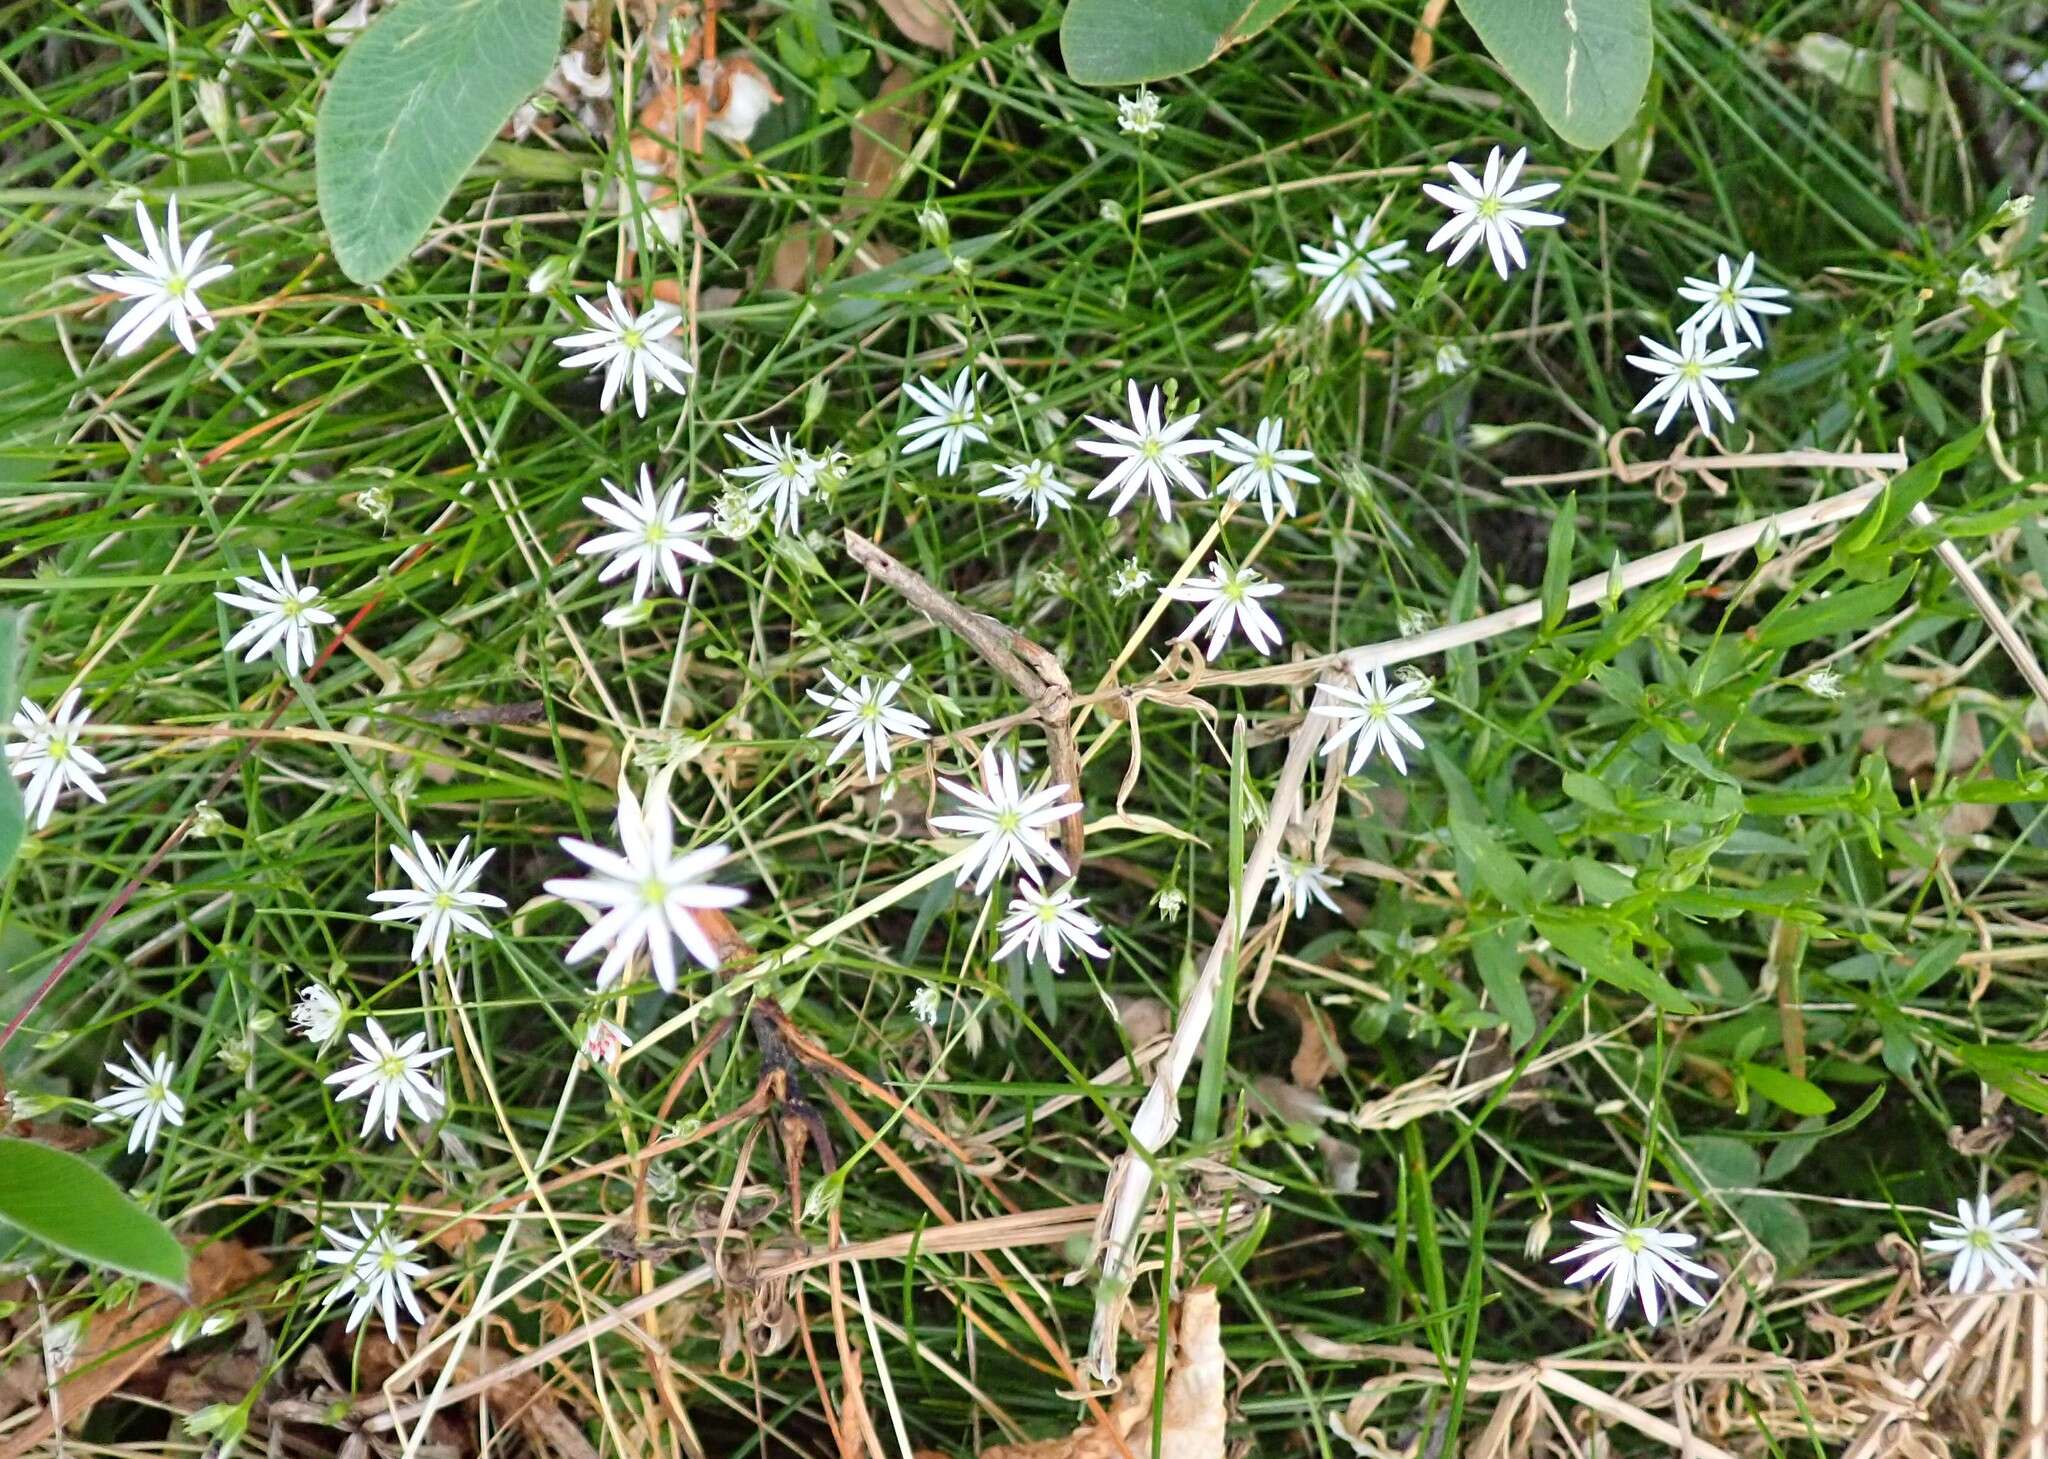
[1060,0,1298,86]
[1453,0,1654,150]
[316,0,566,283]
[0,612,21,876]
[0,1139,188,1291]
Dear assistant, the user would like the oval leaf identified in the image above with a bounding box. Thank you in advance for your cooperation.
[1061,0,1299,86]
[0,1138,188,1291]
[1740,1062,1837,1117]
[316,0,566,284]
[1453,0,1652,152]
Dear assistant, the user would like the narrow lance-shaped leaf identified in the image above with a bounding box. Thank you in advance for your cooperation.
[0,1138,189,1292]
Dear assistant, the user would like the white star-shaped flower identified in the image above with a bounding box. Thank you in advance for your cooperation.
[1116,88,1163,137]
[1079,381,1215,522]
[722,425,820,537]
[215,551,337,678]
[909,983,942,1025]
[579,466,713,605]
[1296,213,1410,325]
[1553,1207,1718,1325]
[543,777,748,993]
[7,690,109,830]
[1676,251,1791,351]
[366,832,506,969]
[1422,146,1566,280]
[897,370,989,477]
[91,1044,186,1155]
[1311,667,1433,776]
[1925,1195,2040,1293]
[1213,416,1319,522]
[808,667,930,782]
[1164,559,1284,661]
[323,1016,451,1143]
[930,748,1081,896]
[995,881,1109,972]
[315,1209,431,1342]
[981,459,1077,527]
[289,981,347,1049]
[554,283,693,417]
[86,198,233,357]
[1627,325,1758,437]
[579,1018,635,1068]
[1269,853,1341,918]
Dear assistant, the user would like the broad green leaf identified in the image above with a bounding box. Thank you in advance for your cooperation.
[1535,912,1696,1014]
[1448,807,1531,913]
[0,612,21,875]
[1560,771,1620,815]
[1453,0,1653,151]
[0,1138,188,1291]
[316,0,566,284]
[1060,0,1299,86]
[1684,1134,1760,1191]
[1470,920,1536,1047]
[1736,1193,1811,1267]
[1740,1062,1836,1117]
[1751,570,1915,650]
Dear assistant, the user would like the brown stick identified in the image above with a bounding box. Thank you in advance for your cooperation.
[843,528,1085,865]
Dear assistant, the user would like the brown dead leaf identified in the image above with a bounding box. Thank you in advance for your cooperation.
[876,0,952,50]
[357,1332,600,1459]
[771,224,838,290]
[1862,710,1983,789]
[848,65,926,209]
[1260,987,1347,1088]
[980,1287,1225,1459]
[0,1239,272,1459]
[418,1194,487,1253]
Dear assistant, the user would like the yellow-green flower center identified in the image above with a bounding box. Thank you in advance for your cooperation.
[165,273,188,297]
[48,736,70,763]
[622,327,645,350]
[1621,1230,1646,1254]
[377,1054,407,1081]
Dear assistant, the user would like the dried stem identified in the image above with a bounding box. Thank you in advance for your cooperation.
[1502,440,1907,488]
[844,528,1085,864]
[1909,501,2048,714]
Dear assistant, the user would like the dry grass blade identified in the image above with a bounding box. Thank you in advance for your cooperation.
[845,528,1086,864]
